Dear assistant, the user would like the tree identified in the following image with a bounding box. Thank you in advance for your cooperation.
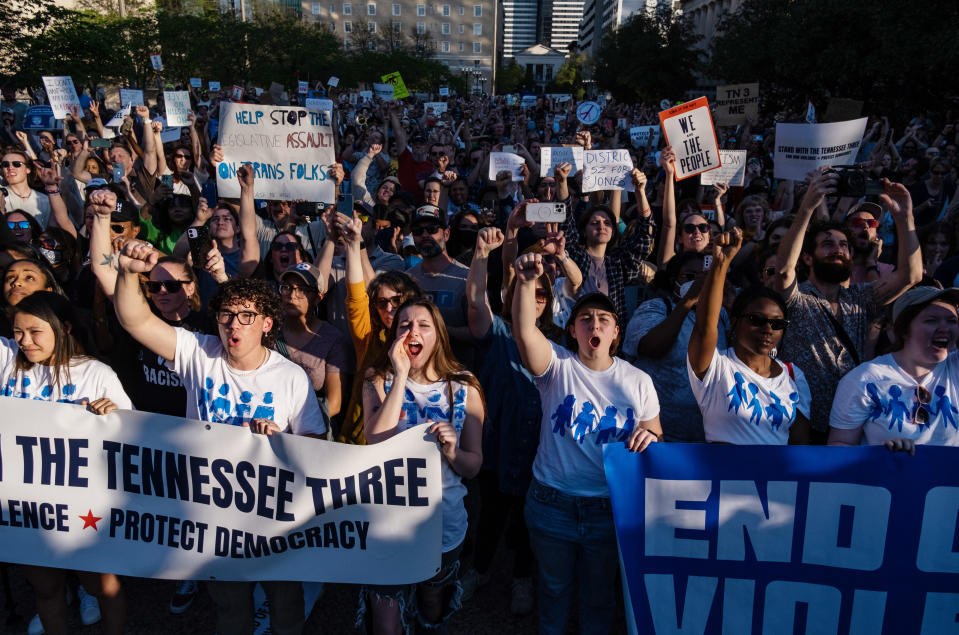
[708,0,959,115]
[594,7,702,103]
[551,50,586,100]
[495,60,526,94]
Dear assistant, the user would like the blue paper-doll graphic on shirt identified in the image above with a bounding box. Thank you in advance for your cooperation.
[1,377,78,402]
[728,372,747,414]
[932,386,958,429]
[198,378,276,424]
[765,393,791,430]
[594,406,620,444]
[571,402,598,442]
[551,395,576,436]
[886,385,910,432]
[724,371,798,430]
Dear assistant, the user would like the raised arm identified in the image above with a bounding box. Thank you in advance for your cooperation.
[237,164,261,278]
[871,179,923,305]
[711,182,728,227]
[689,228,742,379]
[362,333,412,443]
[389,104,408,153]
[39,166,77,238]
[351,146,378,207]
[511,253,553,376]
[502,200,534,290]
[135,105,159,178]
[113,238,178,363]
[88,189,121,299]
[657,146,678,266]
[774,170,838,297]
[466,227,504,339]
[541,226,582,297]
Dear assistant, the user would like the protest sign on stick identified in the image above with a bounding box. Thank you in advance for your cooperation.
[581,149,634,192]
[216,102,336,203]
[41,76,80,120]
[327,76,340,88]
[163,90,192,127]
[700,149,747,187]
[714,83,759,125]
[659,97,721,181]
[773,118,868,181]
[539,146,584,177]
[488,152,525,181]
[380,72,409,99]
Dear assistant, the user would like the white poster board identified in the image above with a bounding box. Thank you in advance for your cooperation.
[189,77,202,88]
[119,89,144,108]
[304,98,334,113]
[582,149,635,192]
[773,118,868,181]
[150,54,163,70]
[629,125,661,149]
[489,152,525,181]
[216,102,337,202]
[540,146,584,177]
[105,105,131,128]
[373,83,395,101]
[163,90,192,127]
[327,76,340,87]
[424,102,447,115]
[41,76,80,120]
[699,149,747,187]
[659,97,721,181]
[209,81,221,91]
[714,83,759,125]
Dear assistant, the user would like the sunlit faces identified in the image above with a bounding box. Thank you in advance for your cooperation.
[846,211,878,252]
[4,260,52,306]
[734,297,787,358]
[585,211,614,246]
[741,205,765,231]
[1,152,28,185]
[396,305,437,370]
[411,223,447,258]
[269,200,291,222]
[279,276,317,318]
[374,287,404,329]
[807,229,852,283]
[108,146,133,172]
[210,207,238,241]
[681,214,710,253]
[270,235,303,273]
[569,307,619,356]
[12,312,57,364]
[902,301,959,365]
[7,212,33,243]
[216,300,272,357]
[376,181,396,205]
[423,181,442,206]
[147,261,194,317]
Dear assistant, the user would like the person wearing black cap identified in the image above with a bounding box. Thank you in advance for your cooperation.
[845,201,894,283]
[510,252,661,635]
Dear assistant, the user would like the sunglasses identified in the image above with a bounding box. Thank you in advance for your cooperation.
[914,385,932,425]
[279,283,311,297]
[1,161,25,168]
[374,296,404,310]
[174,153,192,159]
[273,243,299,252]
[411,224,442,236]
[110,224,127,234]
[145,279,190,293]
[683,223,709,234]
[7,221,31,230]
[534,288,549,303]
[742,313,789,330]
[68,139,82,146]
[849,218,879,229]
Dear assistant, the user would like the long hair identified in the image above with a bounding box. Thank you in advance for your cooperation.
[2,257,65,308]
[11,291,97,390]
[370,298,485,412]
[256,231,311,282]
[576,204,620,249]
[367,270,423,335]
[151,256,201,313]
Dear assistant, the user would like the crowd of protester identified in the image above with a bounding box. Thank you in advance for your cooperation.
[2,79,959,635]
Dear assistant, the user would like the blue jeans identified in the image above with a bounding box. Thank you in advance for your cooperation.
[524,479,619,635]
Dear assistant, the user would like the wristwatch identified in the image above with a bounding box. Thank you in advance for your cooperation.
[558,252,569,265]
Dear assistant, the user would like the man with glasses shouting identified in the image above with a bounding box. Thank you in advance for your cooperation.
[846,201,894,283]
[111,232,326,634]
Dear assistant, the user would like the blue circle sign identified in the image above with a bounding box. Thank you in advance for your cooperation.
[576,101,602,125]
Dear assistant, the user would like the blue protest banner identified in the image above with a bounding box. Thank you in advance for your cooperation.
[22,105,58,130]
[603,443,959,634]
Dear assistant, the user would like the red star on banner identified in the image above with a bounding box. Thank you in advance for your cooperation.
[79,510,102,531]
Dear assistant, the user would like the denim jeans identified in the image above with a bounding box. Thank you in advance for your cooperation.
[524,478,619,635]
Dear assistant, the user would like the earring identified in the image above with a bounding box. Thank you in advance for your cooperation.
[769,348,777,358]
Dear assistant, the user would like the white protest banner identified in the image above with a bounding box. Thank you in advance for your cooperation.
[327,76,339,88]
[424,102,447,115]
[216,102,336,203]
[0,399,441,584]
[105,105,131,129]
[150,54,163,71]
[209,81,221,91]
[521,95,537,110]
[189,77,202,88]
[373,83,394,101]
[298,81,309,95]
[488,152,525,182]
[576,101,602,125]
[659,96,721,181]
[119,88,144,108]
[629,125,660,149]
[539,146,584,177]
[714,82,759,125]
[163,90,192,127]
[773,117,868,181]
[304,98,334,113]
[699,149,747,186]
[581,149,634,192]
[438,87,449,96]
[41,76,80,120]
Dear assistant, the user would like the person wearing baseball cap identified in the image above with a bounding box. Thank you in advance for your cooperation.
[830,285,959,451]
[845,201,894,283]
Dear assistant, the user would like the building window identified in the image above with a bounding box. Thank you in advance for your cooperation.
[369,21,376,31]
[367,3,375,15]
[441,41,450,52]
[458,5,464,13]
[416,21,425,33]
[458,42,464,51]
[344,20,352,31]
[472,41,481,53]
[330,3,335,11]
[330,21,336,30]
[473,4,481,16]
[417,4,425,14]
[343,2,351,13]
[369,41,377,50]
[442,4,450,15]
[441,22,450,34]
[458,24,464,33]
[393,21,401,32]
[392,3,400,14]
[473,23,481,35]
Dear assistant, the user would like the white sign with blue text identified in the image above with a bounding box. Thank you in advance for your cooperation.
[581,149,634,192]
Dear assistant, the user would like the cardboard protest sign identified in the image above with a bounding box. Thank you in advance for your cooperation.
[424,102,447,115]
[216,102,336,202]
[576,101,601,125]
[119,88,144,108]
[659,97,721,181]
[150,54,163,70]
[41,76,80,120]
[488,152,525,181]
[581,149,634,192]
[521,95,537,109]
[373,83,394,102]
[540,146,584,177]
[700,149,747,187]
[105,105,132,128]
[773,118,868,181]
[439,87,449,96]
[629,125,660,149]
[22,106,58,130]
[231,85,244,101]
[163,90,192,127]
[305,98,334,113]
[327,76,339,88]
[209,81,221,91]
[824,98,864,123]
[297,81,308,95]
[714,83,759,125]
[380,72,409,99]
[189,77,202,88]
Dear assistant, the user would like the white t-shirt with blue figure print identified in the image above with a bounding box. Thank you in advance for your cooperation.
[533,343,660,498]
[688,347,811,445]
[0,338,133,409]
[830,352,959,446]
[386,375,470,553]
[173,328,326,436]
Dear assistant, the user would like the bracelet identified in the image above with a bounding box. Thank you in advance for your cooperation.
[559,252,569,265]
[45,188,61,195]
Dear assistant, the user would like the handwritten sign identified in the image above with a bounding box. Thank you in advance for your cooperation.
[209,81,221,91]
[439,87,449,96]
[216,102,336,203]
[629,125,661,149]
[540,146,584,177]
[582,149,634,192]
[304,98,334,113]
[380,72,409,99]
[163,90,191,127]
[105,105,131,128]
[424,102,447,115]
[714,83,759,125]
[41,76,80,120]
[700,149,747,187]
[189,77,202,88]
[150,54,163,71]
[373,83,394,101]
[659,96,721,181]
[773,118,868,181]
[327,76,339,88]
[489,152,525,182]
[576,101,602,125]
[119,88,144,108]
[297,81,308,95]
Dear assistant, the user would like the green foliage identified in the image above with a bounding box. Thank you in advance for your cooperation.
[708,0,959,114]
[550,51,586,100]
[495,61,526,94]
[594,7,702,103]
